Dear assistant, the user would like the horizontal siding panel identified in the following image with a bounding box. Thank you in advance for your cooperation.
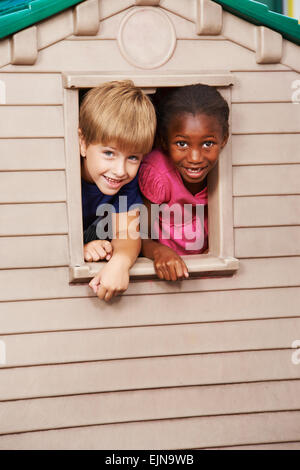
[0,39,10,68]
[235,227,300,258]
[0,235,69,269]
[232,71,300,103]
[37,10,74,50]
[215,442,300,450]
[1,380,300,435]
[3,39,288,73]
[0,74,63,104]
[234,196,300,227]
[232,134,300,165]
[0,350,298,400]
[91,8,207,41]
[0,203,68,236]
[232,103,300,134]
[233,165,300,196]
[1,257,300,300]
[1,287,299,334]
[0,139,65,171]
[282,40,300,73]
[0,171,66,203]
[0,318,299,367]
[0,411,300,449]
[0,106,64,137]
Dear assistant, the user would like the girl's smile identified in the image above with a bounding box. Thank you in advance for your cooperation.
[166,113,228,194]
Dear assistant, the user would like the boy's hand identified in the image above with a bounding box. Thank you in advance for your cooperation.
[84,240,112,262]
[153,245,189,281]
[89,258,130,302]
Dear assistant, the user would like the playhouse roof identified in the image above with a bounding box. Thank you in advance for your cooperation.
[0,0,84,39]
[0,0,299,45]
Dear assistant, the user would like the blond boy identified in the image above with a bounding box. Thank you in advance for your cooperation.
[79,81,156,301]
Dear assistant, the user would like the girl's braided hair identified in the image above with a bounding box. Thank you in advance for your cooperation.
[153,83,229,147]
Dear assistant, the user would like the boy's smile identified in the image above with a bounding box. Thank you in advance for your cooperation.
[166,113,228,194]
[79,137,143,195]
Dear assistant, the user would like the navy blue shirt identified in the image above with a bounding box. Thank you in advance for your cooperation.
[81,174,143,243]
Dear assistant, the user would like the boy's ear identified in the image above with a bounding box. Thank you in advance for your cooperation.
[78,128,87,157]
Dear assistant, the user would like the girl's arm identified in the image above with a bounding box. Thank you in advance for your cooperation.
[141,197,189,281]
[89,209,141,301]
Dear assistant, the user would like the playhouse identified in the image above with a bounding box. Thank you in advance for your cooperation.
[0,0,300,449]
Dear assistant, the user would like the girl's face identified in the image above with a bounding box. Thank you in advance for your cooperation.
[165,113,228,194]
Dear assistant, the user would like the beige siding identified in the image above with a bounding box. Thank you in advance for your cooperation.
[235,226,300,258]
[0,350,299,401]
[0,411,300,449]
[90,8,208,41]
[0,287,298,334]
[0,73,63,104]
[232,103,300,134]
[2,39,288,73]
[0,38,10,68]
[0,203,68,236]
[0,171,66,203]
[37,10,74,50]
[0,139,65,170]
[232,134,300,165]
[234,196,300,227]
[233,165,300,196]
[1,317,299,367]
[0,381,299,435]
[1,257,300,301]
[0,235,69,268]
[214,442,300,450]
[232,71,300,102]
[0,106,64,137]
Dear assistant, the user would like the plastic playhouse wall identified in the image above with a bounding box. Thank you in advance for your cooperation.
[0,0,300,450]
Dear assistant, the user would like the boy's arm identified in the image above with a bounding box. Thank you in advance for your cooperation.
[140,196,164,260]
[89,209,141,301]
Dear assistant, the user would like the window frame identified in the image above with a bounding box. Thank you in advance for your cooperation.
[63,73,239,285]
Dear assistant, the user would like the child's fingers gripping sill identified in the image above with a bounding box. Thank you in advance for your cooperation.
[154,250,189,282]
[84,240,112,262]
[142,239,189,282]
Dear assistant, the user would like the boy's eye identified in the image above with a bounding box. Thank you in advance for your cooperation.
[176,141,188,148]
[128,155,140,162]
[103,150,114,157]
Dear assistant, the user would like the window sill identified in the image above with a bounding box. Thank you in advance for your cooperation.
[69,254,239,282]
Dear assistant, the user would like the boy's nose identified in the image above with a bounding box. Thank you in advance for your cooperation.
[113,161,126,178]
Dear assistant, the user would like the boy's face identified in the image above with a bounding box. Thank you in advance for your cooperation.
[79,135,143,195]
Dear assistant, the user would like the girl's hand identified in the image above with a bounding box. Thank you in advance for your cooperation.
[153,245,189,281]
[89,258,130,302]
[84,240,112,262]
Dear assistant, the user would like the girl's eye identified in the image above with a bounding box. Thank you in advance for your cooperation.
[203,141,214,148]
[176,141,188,148]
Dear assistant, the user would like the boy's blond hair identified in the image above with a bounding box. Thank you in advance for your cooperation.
[79,80,156,155]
